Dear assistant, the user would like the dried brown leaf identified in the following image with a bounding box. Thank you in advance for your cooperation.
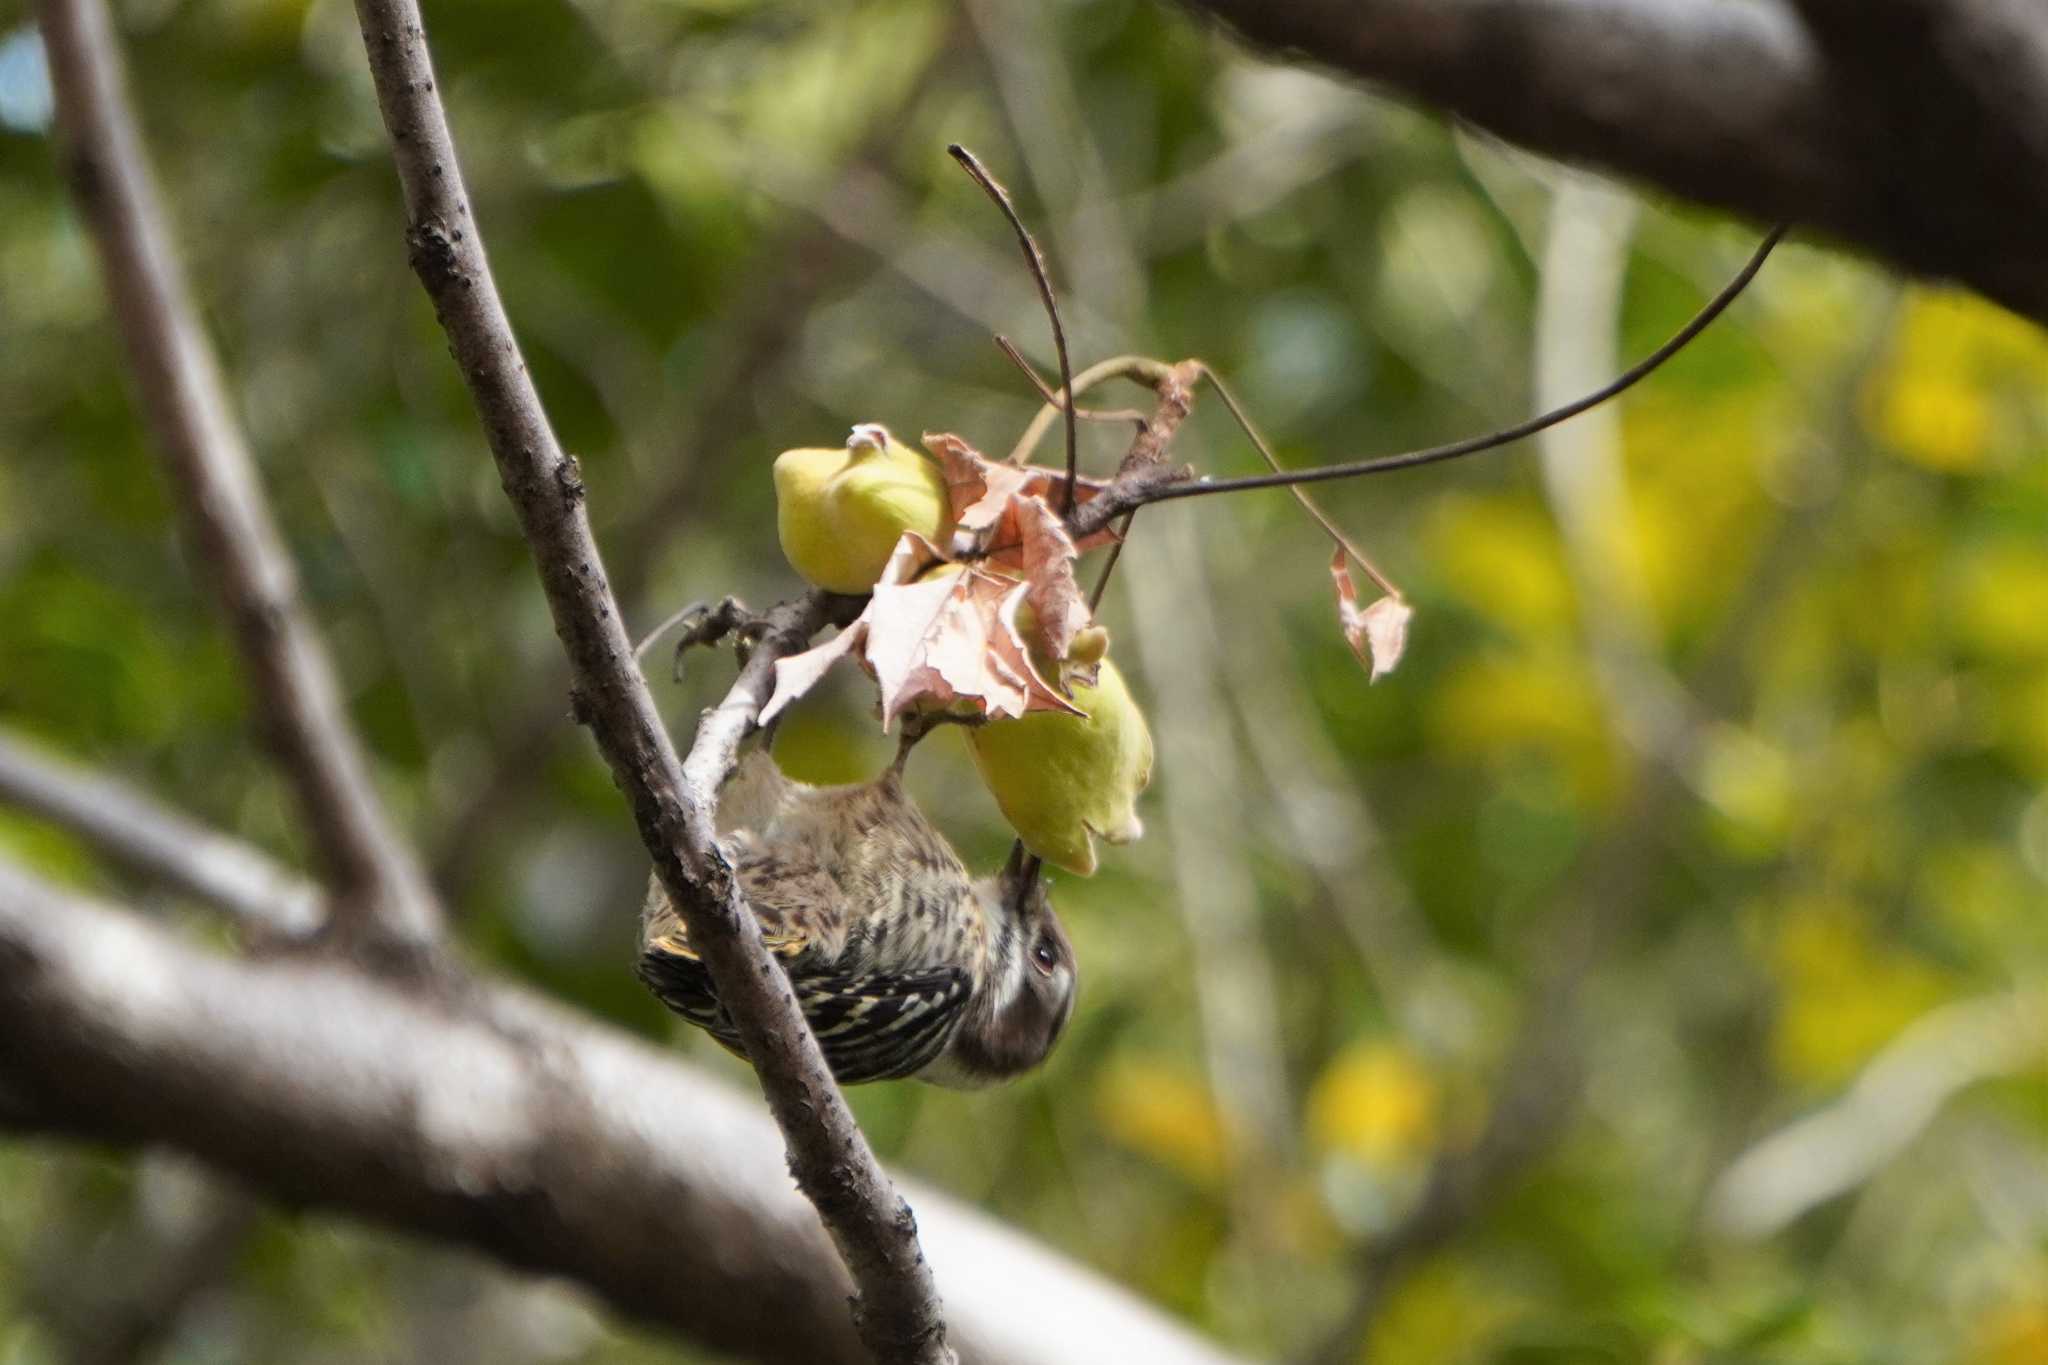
[1331,546,1413,682]
[924,432,1117,552]
[981,494,1090,664]
[761,531,1083,730]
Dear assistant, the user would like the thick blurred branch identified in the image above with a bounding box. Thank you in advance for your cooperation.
[38,0,440,958]
[344,2,953,1358]
[0,727,321,936]
[1710,988,2048,1239]
[0,859,1246,1365]
[1172,0,2048,326]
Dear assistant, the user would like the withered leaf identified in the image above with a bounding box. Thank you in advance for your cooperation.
[761,531,1083,730]
[924,432,1118,553]
[982,493,1091,665]
[1331,546,1413,682]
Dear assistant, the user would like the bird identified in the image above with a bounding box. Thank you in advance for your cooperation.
[638,749,1077,1086]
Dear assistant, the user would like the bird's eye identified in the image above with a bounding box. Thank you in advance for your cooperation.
[1031,937,1060,973]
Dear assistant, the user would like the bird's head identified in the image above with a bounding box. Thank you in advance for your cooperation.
[928,844,1076,1087]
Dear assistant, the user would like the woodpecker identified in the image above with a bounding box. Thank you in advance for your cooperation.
[638,750,1077,1086]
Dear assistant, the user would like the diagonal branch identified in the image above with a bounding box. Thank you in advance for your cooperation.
[0,726,322,936]
[0,857,1248,1365]
[343,3,952,1359]
[1171,0,2048,327]
[37,0,440,959]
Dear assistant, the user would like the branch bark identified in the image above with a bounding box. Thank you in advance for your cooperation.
[0,858,1247,1365]
[1171,0,2048,327]
[343,3,953,1358]
[38,0,440,958]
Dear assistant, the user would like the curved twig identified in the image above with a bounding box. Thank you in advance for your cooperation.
[949,145,1080,514]
[1067,225,1784,538]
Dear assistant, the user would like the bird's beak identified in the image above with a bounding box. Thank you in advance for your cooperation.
[998,839,1039,912]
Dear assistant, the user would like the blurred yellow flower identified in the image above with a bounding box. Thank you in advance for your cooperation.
[1366,1260,1517,1365]
[1870,372,1991,472]
[1952,542,2048,659]
[1769,898,1952,1088]
[1863,289,2048,473]
[1420,496,1577,638]
[1094,1060,1230,1188]
[1622,390,1773,630]
[1697,723,1796,856]
[1966,1299,2048,1365]
[1992,669,2048,776]
[1308,1040,1440,1169]
[1427,649,1615,802]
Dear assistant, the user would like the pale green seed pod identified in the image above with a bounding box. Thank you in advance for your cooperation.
[774,424,949,593]
[967,657,1153,876]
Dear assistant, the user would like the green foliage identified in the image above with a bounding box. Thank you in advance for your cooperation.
[4,2,2047,1361]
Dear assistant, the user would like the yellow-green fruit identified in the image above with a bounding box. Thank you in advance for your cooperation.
[967,658,1153,876]
[775,425,949,593]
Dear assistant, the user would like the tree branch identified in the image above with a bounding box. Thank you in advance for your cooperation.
[0,859,1247,1365]
[0,726,322,937]
[1171,0,2048,326]
[343,3,953,1358]
[429,140,922,902]
[37,0,440,958]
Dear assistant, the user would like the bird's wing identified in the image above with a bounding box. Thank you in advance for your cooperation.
[636,839,821,1031]
[796,966,972,1083]
[639,946,971,1085]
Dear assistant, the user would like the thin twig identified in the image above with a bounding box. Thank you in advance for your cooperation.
[634,599,708,664]
[344,5,951,1359]
[38,0,440,960]
[993,337,1150,427]
[1008,354,1175,464]
[1069,225,1786,538]
[1086,513,1135,612]
[1068,359,1204,608]
[0,727,322,936]
[1196,365,1401,597]
[948,145,1079,514]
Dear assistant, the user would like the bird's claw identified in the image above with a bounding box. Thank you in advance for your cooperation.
[669,597,769,680]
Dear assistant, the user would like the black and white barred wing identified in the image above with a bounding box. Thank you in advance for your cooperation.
[796,966,972,1083]
[638,943,970,1085]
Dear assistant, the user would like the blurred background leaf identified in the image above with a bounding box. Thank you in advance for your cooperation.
[3,1,2046,1362]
